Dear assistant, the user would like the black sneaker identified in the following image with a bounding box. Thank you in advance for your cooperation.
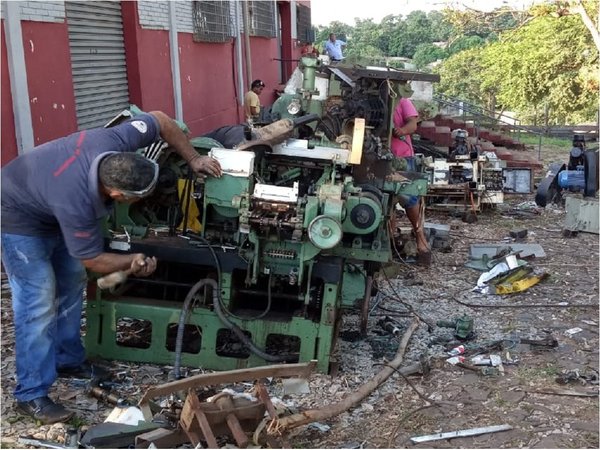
[16,396,74,424]
[57,361,111,380]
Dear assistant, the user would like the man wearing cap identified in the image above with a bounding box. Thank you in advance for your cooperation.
[1,111,222,424]
[244,79,266,125]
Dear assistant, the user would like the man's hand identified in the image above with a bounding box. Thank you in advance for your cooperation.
[190,154,222,178]
[130,254,157,278]
[150,110,222,178]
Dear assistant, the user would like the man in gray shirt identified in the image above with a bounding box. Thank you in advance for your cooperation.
[1,111,221,424]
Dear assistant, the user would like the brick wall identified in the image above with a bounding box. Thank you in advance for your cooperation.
[137,0,194,33]
[0,1,65,23]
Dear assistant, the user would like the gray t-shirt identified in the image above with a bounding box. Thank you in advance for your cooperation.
[1,113,159,259]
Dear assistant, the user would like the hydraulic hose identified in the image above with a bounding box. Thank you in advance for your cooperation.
[174,278,293,378]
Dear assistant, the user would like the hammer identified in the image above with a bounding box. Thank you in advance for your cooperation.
[97,268,133,290]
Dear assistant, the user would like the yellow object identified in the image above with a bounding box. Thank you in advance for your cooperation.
[177,179,202,233]
[349,118,365,165]
[493,273,549,295]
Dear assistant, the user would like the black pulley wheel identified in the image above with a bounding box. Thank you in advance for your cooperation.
[535,162,565,207]
[584,150,598,197]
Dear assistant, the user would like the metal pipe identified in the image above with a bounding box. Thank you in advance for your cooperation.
[168,1,183,121]
[242,0,252,90]
[234,0,244,106]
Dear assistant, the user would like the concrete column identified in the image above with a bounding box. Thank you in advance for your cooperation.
[5,1,34,153]
[168,1,183,121]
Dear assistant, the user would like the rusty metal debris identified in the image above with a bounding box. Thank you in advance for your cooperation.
[131,361,315,448]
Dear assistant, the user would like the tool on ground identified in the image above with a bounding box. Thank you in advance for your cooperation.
[520,333,558,348]
[410,424,513,444]
[377,316,402,336]
[17,438,70,449]
[97,268,133,290]
[86,379,129,407]
[437,315,474,340]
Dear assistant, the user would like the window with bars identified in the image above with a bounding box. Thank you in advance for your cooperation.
[249,0,276,38]
[192,1,232,43]
[296,4,314,44]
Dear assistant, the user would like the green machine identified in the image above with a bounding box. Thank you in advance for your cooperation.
[85,59,438,373]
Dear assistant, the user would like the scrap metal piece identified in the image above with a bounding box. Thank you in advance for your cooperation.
[564,197,599,234]
[135,428,190,449]
[410,424,513,444]
[138,361,316,420]
[17,438,69,449]
[492,272,549,295]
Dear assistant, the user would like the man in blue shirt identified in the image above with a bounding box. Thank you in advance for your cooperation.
[324,33,346,61]
[1,111,221,424]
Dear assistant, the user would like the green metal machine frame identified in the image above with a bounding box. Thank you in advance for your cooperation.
[85,59,435,373]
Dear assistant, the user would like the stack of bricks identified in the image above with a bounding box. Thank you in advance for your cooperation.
[414,114,543,172]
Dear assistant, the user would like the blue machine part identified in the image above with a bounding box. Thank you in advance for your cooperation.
[558,167,586,191]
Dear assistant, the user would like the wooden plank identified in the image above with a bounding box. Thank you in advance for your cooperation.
[139,361,316,406]
[255,382,278,419]
[349,118,365,165]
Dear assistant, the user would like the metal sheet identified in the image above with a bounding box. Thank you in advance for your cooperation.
[564,196,599,234]
[469,243,546,259]
[66,1,130,130]
[272,139,351,163]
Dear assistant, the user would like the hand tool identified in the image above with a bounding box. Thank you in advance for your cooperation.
[97,268,133,290]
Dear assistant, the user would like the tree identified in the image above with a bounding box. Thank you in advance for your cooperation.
[412,43,447,69]
[435,46,494,107]
[447,35,486,55]
[483,12,596,124]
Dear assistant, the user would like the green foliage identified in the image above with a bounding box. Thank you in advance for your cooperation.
[412,43,447,69]
[435,46,491,105]
[481,13,598,124]
[314,4,598,125]
[388,11,435,58]
[447,35,486,55]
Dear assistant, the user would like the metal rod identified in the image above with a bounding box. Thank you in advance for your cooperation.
[410,424,513,444]
[237,289,303,301]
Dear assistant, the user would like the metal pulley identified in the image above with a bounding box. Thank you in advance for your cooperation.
[308,215,343,249]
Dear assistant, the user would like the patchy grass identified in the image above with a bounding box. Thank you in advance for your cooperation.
[516,134,572,150]
[516,364,560,381]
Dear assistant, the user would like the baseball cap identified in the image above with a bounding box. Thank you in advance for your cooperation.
[252,79,266,88]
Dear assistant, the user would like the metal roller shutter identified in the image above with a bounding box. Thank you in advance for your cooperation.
[66,1,130,130]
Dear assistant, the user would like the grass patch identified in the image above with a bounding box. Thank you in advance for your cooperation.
[516,364,559,381]
[515,133,572,150]
[68,415,89,428]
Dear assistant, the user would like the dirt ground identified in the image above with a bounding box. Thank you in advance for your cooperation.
[1,143,598,449]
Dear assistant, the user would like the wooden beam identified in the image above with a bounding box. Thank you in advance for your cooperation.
[139,361,316,408]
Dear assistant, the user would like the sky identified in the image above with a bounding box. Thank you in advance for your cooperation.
[310,0,538,26]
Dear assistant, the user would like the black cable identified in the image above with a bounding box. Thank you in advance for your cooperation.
[380,267,435,331]
[190,235,293,361]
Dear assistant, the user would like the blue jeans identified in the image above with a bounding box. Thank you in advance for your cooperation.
[397,157,419,209]
[1,233,87,401]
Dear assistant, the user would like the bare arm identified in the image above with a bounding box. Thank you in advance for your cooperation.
[149,110,222,177]
[82,252,157,277]
[393,115,419,138]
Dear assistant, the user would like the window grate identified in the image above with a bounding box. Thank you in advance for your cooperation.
[192,1,232,43]
[297,4,314,43]
[249,0,276,38]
